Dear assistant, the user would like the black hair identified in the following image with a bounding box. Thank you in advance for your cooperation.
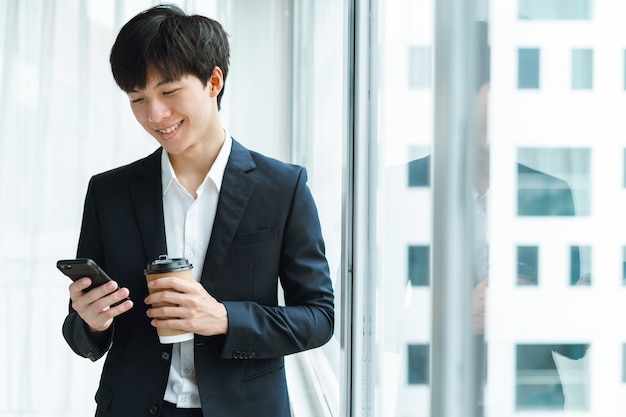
[110,4,230,109]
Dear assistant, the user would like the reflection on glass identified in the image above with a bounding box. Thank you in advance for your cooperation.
[408,46,432,89]
[572,49,593,90]
[622,247,626,285]
[518,48,540,89]
[408,344,430,385]
[571,245,591,285]
[408,246,430,287]
[516,344,588,410]
[518,0,592,20]
[517,148,590,216]
[517,246,538,285]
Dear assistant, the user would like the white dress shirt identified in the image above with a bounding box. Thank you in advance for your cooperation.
[161,133,232,408]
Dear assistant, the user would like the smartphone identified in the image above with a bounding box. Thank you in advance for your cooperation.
[57,258,129,306]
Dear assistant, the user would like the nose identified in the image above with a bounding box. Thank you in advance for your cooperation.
[148,98,171,123]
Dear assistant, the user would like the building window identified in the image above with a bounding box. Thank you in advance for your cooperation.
[623,148,626,186]
[407,153,430,187]
[572,49,593,90]
[518,48,540,89]
[517,246,539,285]
[408,344,430,385]
[408,46,432,89]
[516,344,587,410]
[622,247,626,285]
[571,245,591,285]
[517,148,591,216]
[518,0,591,20]
[623,344,626,382]
[408,245,430,286]
[624,50,626,90]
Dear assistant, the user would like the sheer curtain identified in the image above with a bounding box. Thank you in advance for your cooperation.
[0,1,219,416]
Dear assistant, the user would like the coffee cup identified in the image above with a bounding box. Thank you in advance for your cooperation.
[145,255,194,343]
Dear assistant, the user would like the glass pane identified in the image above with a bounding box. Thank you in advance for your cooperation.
[517,246,539,285]
[376,0,434,416]
[486,1,607,414]
[518,48,540,89]
[572,49,593,90]
[408,46,432,89]
[290,0,344,413]
[518,0,592,20]
[408,344,430,385]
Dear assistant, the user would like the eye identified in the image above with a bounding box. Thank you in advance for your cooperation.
[130,97,144,104]
[163,88,179,96]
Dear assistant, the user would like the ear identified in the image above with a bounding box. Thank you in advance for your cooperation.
[208,66,224,97]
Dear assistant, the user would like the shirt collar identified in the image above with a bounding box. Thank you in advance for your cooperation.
[160,130,232,196]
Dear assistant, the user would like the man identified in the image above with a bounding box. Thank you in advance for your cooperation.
[62,5,334,417]
[408,79,587,412]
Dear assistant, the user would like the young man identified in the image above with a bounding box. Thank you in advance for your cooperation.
[62,5,334,417]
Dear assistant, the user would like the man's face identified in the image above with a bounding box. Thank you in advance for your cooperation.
[127,66,220,155]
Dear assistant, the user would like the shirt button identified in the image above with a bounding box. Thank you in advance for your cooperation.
[184,368,192,376]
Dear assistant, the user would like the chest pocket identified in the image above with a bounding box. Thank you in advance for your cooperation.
[229,228,279,261]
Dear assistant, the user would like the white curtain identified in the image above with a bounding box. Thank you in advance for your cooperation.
[0,1,219,416]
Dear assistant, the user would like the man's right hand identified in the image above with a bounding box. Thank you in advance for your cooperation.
[69,278,133,333]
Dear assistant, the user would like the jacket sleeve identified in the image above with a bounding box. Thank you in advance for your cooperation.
[220,168,334,359]
[61,176,114,361]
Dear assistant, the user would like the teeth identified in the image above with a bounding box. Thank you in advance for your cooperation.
[158,122,181,134]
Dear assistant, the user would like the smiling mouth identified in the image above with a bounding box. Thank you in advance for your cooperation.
[157,121,182,134]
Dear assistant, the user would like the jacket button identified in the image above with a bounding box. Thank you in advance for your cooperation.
[148,405,159,415]
[161,351,170,361]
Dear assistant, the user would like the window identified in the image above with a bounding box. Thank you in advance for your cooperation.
[408,344,430,384]
[518,48,540,89]
[623,247,626,285]
[408,46,432,89]
[623,50,626,90]
[408,156,430,187]
[517,246,538,285]
[516,344,589,410]
[516,344,566,410]
[572,49,593,90]
[571,245,591,285]
[623,344,626,382]
[517,148,591,216]
[518,0,592,20]
[408,245,430,286]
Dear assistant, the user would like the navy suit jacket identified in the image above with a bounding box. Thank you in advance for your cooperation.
[63,139,334,417]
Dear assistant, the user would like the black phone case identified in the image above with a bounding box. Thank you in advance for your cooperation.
[56,258,129,306]
[57,258,113,291]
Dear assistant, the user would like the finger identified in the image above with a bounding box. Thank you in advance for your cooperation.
[68,277,92,297]
[145,287,190,306]
[147,304,185,320]
[148,276,193,292]
[83,291,134,332]
[150,316,187,331]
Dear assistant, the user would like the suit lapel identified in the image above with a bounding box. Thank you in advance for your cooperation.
[129,148,168,262]
[201,140,257,290]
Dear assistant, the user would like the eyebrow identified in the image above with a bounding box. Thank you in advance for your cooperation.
[129,79,176,93]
